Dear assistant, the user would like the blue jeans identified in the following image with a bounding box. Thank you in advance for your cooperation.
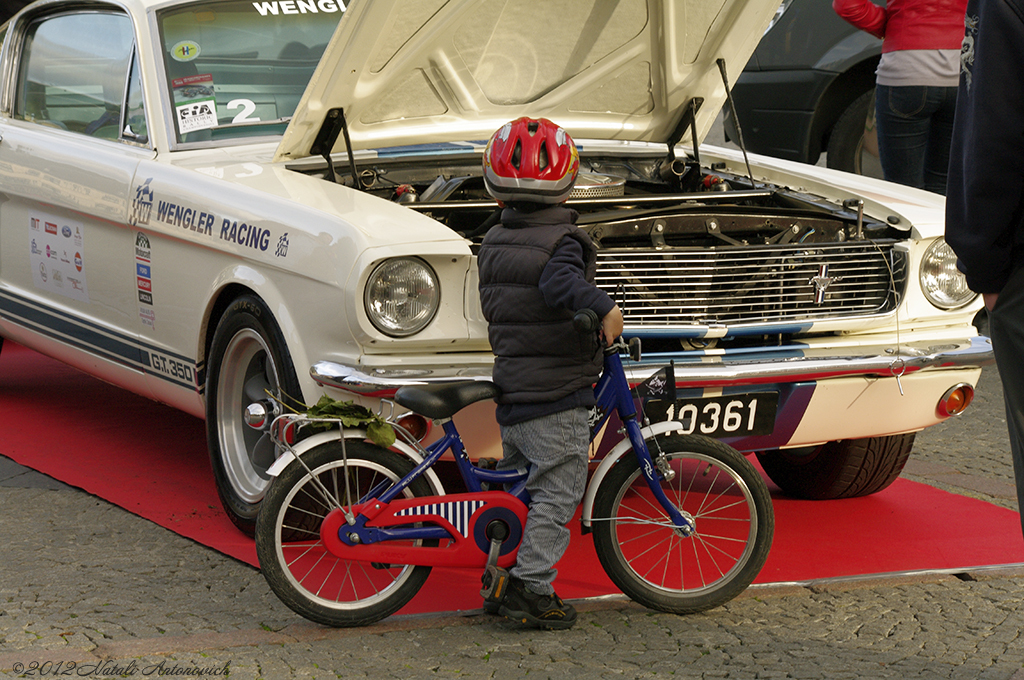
[874,84,958,196]
[496,407,590,595]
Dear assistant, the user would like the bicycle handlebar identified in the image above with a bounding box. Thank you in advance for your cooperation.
[572,308,600,334]
[573,308,634,357]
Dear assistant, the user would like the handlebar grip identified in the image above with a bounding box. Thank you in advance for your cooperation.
[572,308,600,334]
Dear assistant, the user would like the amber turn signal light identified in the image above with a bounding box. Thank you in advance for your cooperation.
[937,383,975,418]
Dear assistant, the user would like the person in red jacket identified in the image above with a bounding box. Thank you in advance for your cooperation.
[833,0,968,195]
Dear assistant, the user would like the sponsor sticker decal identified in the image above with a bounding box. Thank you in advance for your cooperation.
[171,40,201,62]
[173,74,217,134]
[29,213,88,303]
[135,232,154,315]
[130,178,154,227]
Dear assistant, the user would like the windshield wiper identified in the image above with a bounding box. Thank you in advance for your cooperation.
[212,116,292,130]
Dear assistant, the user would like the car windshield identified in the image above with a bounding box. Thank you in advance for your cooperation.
[157,0,343,144]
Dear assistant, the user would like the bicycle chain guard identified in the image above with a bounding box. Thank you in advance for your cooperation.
[320,491,528,569]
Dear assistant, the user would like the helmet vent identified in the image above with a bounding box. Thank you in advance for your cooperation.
[511,140,522,169]
[538,142,549,170]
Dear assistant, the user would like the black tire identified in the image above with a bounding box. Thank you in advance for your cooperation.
[206,294,303,535]
[826,89,883,179]
[755,433,915,500]
[255,440,434,627]
[592,434,773,615]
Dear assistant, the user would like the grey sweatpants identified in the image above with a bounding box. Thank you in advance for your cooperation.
[496,407,590,595]
[988,265,1024,540]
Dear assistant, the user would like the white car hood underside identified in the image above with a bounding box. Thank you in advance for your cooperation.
[274,0,781,162]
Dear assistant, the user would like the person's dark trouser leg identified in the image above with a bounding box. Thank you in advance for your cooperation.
[875,84,931,190]
[987,266,1024,540]
[923,85,959,196]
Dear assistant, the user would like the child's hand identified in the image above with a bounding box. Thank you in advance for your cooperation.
[601,306,624,346]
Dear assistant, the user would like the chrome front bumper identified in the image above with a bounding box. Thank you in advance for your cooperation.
[311,336,994,397]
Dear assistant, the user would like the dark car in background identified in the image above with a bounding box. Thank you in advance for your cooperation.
[723,0,882,176]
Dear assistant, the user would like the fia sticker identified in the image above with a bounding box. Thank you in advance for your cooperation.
[173,73,217,133]
[171,40,201,62]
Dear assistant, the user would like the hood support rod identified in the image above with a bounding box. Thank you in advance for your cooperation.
[310,107,360,188]
[659,96,702,188]
[716,58,756,189]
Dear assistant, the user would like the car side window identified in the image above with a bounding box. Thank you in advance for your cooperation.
[14,11,134,140]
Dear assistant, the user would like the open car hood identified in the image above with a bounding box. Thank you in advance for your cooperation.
[274,0,781,162]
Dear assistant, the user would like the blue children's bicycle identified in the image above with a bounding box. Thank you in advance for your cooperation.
[255,311,774,627]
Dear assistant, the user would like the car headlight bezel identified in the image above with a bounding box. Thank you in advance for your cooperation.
[920,237,976,310]
[363,257,441,337]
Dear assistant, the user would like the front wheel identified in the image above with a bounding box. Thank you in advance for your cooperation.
[592,434,773,615]
[255,440,434,628]
[206,294,303,535]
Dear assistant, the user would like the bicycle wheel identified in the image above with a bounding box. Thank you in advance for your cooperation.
[255,440,434,627]
[592,434,773,614]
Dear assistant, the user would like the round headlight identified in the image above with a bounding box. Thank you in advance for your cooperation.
[920,237,975,309]
[364,257,440,337]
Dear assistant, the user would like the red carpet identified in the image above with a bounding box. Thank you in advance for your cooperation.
[2,341,1022,616]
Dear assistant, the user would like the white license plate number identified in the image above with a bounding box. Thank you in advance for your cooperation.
[646,393,778,438]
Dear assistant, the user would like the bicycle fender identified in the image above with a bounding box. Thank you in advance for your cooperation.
[580,421,683,529]
[265,429,445,496]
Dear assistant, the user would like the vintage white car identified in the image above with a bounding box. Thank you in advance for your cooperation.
[0,0,990,533]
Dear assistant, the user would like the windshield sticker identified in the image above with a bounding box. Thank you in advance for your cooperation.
[173,74,217,134]
[171,40,201,62]
[30,213,89,304]
[227,99,259,124]
[252,0,346,16]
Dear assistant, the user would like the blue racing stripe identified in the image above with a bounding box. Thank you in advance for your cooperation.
[0,289,197,391]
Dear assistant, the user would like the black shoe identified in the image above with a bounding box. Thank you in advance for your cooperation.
[498,577,577,630]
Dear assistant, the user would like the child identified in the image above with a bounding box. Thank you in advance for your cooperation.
[477,117,623,629]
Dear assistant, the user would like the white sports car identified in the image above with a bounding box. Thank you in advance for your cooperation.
[0,0,989,533]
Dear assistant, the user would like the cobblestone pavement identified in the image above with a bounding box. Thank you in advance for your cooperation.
[1,358,1023,679]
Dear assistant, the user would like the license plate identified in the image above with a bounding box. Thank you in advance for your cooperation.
[644,392,778,438]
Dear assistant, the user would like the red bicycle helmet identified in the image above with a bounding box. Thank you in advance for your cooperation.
[483,117,579,204]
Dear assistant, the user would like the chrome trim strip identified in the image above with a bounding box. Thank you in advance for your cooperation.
[311,336,993,397]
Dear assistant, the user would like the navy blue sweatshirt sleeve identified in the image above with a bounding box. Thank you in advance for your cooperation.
[537,235,615,317]
[945,0,1024,294]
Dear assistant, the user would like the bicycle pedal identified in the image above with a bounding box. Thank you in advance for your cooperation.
[480,564,509,603]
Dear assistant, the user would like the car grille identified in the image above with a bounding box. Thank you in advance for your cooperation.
[596,242,906,327]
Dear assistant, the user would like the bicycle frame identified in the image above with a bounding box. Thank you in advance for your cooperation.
[301,342,696,570]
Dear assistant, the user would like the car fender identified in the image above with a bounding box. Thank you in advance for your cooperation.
[200,263,321,399]
[581,420,684,529]
[265,428,446,496]
[813,31,881,74]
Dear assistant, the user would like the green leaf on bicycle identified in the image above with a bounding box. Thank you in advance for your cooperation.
[302,395,396,448]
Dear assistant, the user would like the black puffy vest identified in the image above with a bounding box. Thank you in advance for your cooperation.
[478,208,604,404]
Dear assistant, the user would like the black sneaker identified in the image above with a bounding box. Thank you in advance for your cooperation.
[498,577,577,630]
